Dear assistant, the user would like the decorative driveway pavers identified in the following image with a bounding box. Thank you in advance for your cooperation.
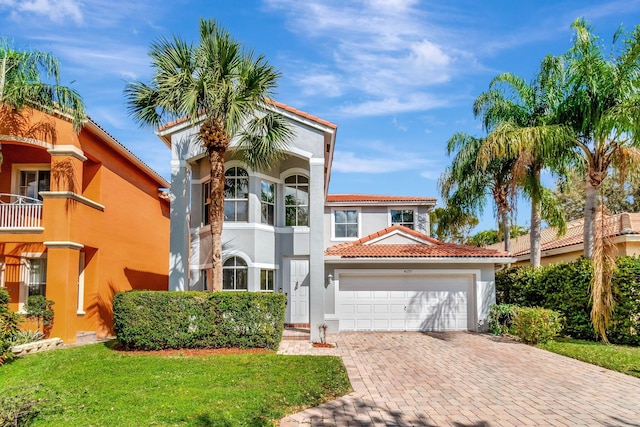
[278,332,640,426]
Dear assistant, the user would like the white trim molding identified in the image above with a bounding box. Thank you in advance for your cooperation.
[47,145,87,162]
[330,207,361,242]
[44,241,84,250]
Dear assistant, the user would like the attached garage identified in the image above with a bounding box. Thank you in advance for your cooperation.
[324,226,514,333]
[336,271,474,331]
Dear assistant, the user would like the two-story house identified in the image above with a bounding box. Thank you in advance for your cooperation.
[0,107,169,343]
[158,101,512,342]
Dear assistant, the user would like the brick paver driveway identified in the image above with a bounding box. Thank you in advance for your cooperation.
[278,332,640,426]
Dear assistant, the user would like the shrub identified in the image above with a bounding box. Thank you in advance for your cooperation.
[9,330,45,347]
[512,307,564,344]
[488,304,518,335]
[25,295,55,332]
[113,291,286,350]
[0,287,22,365]
[0,386,57,426]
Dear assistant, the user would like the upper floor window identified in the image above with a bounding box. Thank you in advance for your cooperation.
[224,167,248,222]
[261,181,275,225]
[284,175,309,226]
[222,256,248,291]
[334,209,358,238]
[203,180,211,225]
[390,209,415,229]
[20,170,50,201]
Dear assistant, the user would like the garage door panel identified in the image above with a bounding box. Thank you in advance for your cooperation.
[337,274,473,332]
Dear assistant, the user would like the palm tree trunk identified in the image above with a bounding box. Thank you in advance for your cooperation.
[584,180,598,259]
[208,147,226,291]
[530,197,542,268]
[502,210,511,253]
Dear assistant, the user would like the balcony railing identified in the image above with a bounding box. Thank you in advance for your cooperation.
[0,193,43,229]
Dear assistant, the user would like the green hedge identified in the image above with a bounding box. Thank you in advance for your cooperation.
[496,256,640,345]
[1,287,22,365]
[113,291,286,350]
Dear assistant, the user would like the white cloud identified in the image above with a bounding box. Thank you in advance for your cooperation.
[332,149,433,174]
[339,93,449,117]
[392,117,407,132]
[0,0,83,23]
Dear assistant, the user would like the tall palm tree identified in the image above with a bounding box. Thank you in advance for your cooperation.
[474,59,571,267]
[0,40,85,167]
[557,19,640,341]
[125,19,293,291]
[560,19,640,259]
[439,133,517,252]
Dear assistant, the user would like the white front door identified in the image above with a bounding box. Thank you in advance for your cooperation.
[286,259,309,324]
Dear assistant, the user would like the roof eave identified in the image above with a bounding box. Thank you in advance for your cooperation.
[324,256,516,264]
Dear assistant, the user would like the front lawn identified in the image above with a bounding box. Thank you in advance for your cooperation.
[0,342,351,426]
[539,339,640,378]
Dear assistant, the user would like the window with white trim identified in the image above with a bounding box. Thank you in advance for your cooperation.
[261,181,275,225]
[19,170,50,201]
[28,258,47,297]
[260,269,274,291]
[284,175,309,226]
[390,209,415,229]
[203,180,211,225]
[334,209,358,238]
[224,167,248,222]
[222,257,248,290]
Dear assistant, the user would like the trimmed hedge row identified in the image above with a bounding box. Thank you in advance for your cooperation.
[113,291,286,350]
[496,256,640,345]
[488,304,564,344]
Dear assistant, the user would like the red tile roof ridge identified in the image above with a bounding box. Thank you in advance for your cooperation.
[327,194,437,202]
[157,100,337,132]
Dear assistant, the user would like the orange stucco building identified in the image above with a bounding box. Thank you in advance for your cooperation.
[0,107,169,344]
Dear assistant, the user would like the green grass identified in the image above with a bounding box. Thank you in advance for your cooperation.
[0,342,351,426]
[539,339,640,378]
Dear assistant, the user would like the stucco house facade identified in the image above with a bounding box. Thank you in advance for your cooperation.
[0,107,170,343]
[159,101,512,341]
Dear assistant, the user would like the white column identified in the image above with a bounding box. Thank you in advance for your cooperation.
[169,159,191,291]
[308,157,325,342]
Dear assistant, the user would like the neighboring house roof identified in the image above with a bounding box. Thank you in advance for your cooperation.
[326,194,437,205]
[487,212,640,256]
[326,225,511,259]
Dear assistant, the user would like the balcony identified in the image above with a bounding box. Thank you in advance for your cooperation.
[0,193,43,230]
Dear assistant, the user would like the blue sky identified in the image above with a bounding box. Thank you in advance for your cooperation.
[2,0,640,232]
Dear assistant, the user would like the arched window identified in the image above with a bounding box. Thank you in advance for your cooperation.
[224,167,249,222]
[222,257,248,290]
[284,175,309,226]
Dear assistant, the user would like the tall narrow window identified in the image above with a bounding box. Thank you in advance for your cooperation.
[390,209,415,229]
[224,167,249,222]
[20,170,50,201]
[222,257,248,290]
[261,181,275,225]
[284,175,309,226]
[334,209,358,238]
[28,258,47,297]
[260,269,274,291]
[203,180,211,225]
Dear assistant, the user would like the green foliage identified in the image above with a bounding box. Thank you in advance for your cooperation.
[0,287,22,365]
[497,257,640,345]
[9,330,44,347]
[0,386,55,426]
[468,225,529,247]
[512,307,564,344]
[428,206,478,243]
[0,343,350,425]
[488,304,518,335]
[25,295,55,331]
[113,291,286,350]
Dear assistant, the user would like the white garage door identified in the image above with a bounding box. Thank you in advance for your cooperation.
[337,273,474,331]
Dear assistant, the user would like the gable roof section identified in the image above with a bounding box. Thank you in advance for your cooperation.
[326,225,511,259]
[327,194,437,205]
[487,212,640,256]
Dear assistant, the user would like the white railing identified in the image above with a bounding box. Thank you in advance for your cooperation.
[0,193,43,229]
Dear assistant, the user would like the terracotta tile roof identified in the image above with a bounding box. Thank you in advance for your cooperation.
[326,194,437,203]
[326,225,511,258]
[157,99,336,132]
[487,212,640,256]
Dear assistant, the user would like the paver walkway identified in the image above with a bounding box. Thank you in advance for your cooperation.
[278,332,640,426]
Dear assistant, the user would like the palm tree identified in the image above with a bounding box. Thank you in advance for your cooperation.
[439,133,517,252]
[557,19,640,341]
[125,19,293,291]
[474,59,571,267]
[560,19,640,259]
[0,40,85,167]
